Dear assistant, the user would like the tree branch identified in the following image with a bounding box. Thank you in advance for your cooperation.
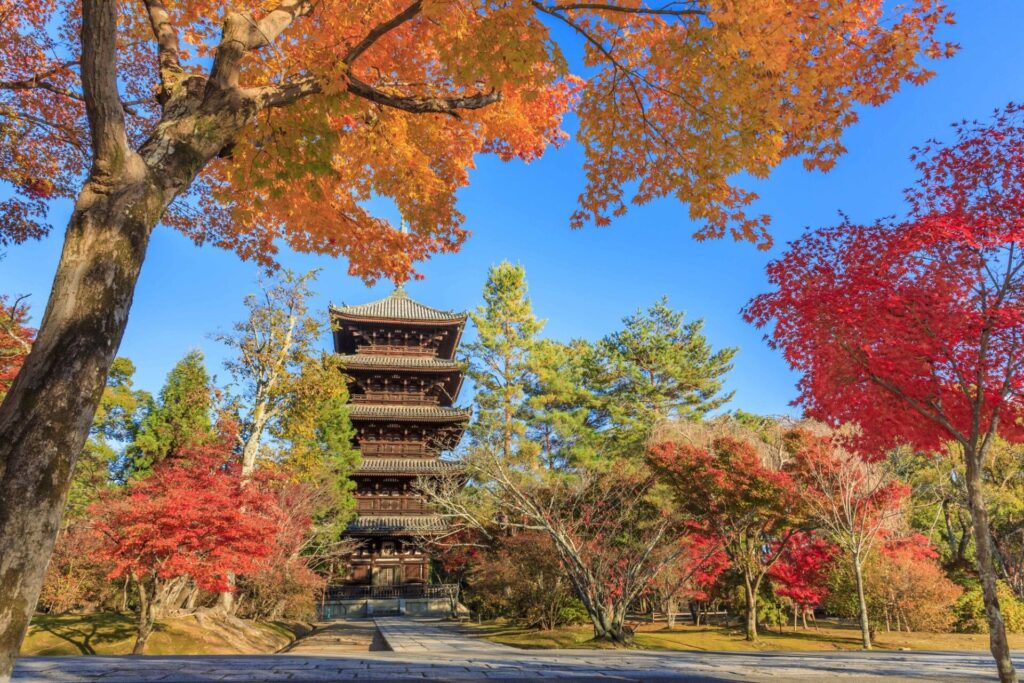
[249,74,501,115]
[345,1,423,64]
[209,1,317,92]
[142,0,185,97]
[541,2,706,16]
[81,0,129,172]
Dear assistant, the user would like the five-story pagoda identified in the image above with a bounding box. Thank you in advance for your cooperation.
[330,286,468,592]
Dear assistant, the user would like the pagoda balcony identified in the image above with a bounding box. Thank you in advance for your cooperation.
[358,441,432,457]
[355,344,436,357]
[356,497,431,514]
[351,392,439,406]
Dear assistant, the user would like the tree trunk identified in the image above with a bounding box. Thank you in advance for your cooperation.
[743,576,758,642]
[0,166,160,679]
[665,595,676,630]
[964,444,1018,683]
[133,579,155,656]
[852,554,872,650]
[590,602,630,644]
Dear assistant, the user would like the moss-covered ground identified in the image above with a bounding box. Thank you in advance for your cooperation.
[20,612,305,656]
[467,618,1024,652]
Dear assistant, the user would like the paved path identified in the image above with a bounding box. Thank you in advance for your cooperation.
[373,617,517,654]
[12,618,1024,681]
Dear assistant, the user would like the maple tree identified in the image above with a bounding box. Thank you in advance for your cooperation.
[645,531,727,629]
[650,420,804,641]
[90,442,284,654]
[0,0,954,670]
[766,531,835,629]
[790,427,908,648]
[0,295,34,403]
[746,105,1024,681]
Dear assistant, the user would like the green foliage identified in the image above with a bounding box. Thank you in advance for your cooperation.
[128,350,215,475]
[464,261,545,462]
[592,298,735,443]
[954,582,1024,634]
[67,358,150,517]
[273,353,360,550]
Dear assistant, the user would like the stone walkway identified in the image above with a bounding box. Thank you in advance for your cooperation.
[12,618,1024,681]
[373,617,517,654]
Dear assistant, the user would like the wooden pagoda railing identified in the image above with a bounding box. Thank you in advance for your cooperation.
[323,583,458,601]
[351,391,439,406]
[355,344,435,357]
[358,441,431,457]
[355,496,430,514]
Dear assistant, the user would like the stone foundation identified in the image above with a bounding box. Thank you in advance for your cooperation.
[318,597,454,620]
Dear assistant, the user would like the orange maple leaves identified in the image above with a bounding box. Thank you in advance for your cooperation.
[0,0,954,281]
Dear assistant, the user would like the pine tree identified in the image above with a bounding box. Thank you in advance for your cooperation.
[592,298,737,453]
[128,350,215,475]
[464,262,545,462]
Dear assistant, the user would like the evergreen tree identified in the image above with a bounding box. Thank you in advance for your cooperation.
[464,262,545,462]
[273,353,361,543]
[67,358,150,517]
[129,350,215,475]
[591,297,737,453]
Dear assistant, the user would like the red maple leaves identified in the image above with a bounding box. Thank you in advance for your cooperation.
[90,443,285,593]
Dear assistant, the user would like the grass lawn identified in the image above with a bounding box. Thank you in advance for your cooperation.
[467,619,1024,652]
[20,612,302,656]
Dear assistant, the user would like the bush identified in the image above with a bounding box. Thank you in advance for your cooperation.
[954,582,1024,634]
[558,599,591,626]
[464,532,581,630]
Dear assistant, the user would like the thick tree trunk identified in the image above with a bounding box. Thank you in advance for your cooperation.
[743,576,758,642]
[664,595,677,629]
[963,444,1018,683]
[0,172,159,678]
[590,603,631,644]
[853,554,872,650]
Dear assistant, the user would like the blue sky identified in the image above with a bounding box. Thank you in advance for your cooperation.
[3,1,1023,415]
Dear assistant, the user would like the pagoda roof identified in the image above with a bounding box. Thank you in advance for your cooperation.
[354,458,463,476]
[348,404,471,423]
[347,515,448,536]
[340,355,466,371]
[331,287,466,324]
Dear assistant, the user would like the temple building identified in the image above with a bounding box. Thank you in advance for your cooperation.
[321,286,468,616]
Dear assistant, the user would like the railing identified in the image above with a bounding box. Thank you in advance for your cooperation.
[356,497,429,513]
[352,392,439,406]
[356,345,435,357]
[359,441,431,457]
[323,583,459,601]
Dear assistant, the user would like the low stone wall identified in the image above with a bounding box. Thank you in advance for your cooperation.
[318,597,452,620]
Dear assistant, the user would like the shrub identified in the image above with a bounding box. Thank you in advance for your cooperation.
[954,582,1024,634]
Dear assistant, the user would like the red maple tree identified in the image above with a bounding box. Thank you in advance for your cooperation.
[0,295,34,401]
[789,427,909,648]
[746,104,1024,681]
[768,531,836,628]
[90,443,284,654]
[650,429,804,641]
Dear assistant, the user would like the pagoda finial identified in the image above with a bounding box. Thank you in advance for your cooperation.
[399,216,409,235]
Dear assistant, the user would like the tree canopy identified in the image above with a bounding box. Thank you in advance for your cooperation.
[0,0,954,280]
